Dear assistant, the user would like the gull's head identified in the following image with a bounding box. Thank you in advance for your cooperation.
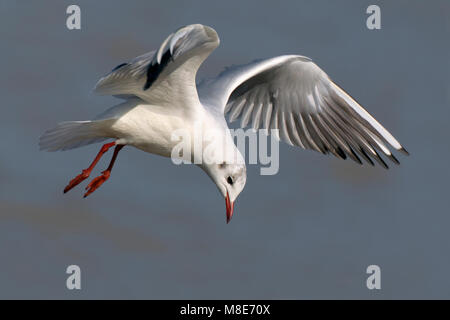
[202,160,247,224]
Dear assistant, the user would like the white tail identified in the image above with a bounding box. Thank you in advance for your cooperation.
[39,120,110,151]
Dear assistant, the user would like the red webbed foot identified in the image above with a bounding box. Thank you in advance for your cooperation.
[64,169,91,193]
[62,142,123,198]
[62,142,117,195]
[83,170,111,198]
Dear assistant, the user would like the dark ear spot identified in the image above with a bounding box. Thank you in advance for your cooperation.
[219,162,226,169]
[227,176,233,185]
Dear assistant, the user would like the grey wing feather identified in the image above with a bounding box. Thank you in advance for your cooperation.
[94,24,219,105]
[94,50,156,98]
[199,55,408,168]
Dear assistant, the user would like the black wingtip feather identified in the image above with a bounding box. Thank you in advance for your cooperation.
[349,147,363,165]
[336,147,347,160]
[143,50,172,90]
[359,148,375,166]
[399,147,409,156]
[111,63,128,72]
[373,149,389,169]
[388,154,400,165]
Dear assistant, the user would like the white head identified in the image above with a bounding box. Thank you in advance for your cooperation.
[201,160,247,223]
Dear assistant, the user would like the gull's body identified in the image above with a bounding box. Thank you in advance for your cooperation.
[39,24,407,223]
[92,98,225,160]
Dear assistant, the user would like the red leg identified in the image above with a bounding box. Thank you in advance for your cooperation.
[64,142,116,194]
[84,144,124,198]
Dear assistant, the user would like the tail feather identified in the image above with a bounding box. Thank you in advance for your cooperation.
[39,120,110,151]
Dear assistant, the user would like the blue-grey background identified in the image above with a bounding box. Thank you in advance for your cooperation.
[0,0,448,299]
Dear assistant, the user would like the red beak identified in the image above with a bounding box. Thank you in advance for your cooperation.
[225,191,235,224]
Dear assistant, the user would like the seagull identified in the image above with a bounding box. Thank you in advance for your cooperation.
[39,24,408,223]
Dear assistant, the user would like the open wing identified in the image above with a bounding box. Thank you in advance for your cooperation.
[94,24,220,108]
[198,55,408,168]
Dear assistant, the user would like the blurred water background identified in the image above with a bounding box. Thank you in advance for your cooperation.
[0,0,449,298]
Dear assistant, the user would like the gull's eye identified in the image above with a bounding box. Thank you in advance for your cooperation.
[227,176,233,185]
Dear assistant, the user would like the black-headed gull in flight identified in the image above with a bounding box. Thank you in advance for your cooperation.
[39,24,407,223]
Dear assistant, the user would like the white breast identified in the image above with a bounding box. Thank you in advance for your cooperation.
[104,101,236,165]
